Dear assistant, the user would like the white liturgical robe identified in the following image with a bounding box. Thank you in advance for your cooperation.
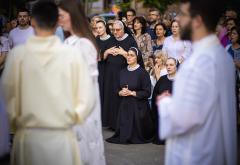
[1,36,95,165]
[158,35,237,165]
[64,35,106,165]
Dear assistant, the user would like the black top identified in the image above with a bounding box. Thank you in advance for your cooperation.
[151,75,173,144]
[151,75,173,112]
[102,34,139,129]
[106,66,154,144]
[96,35,116,60]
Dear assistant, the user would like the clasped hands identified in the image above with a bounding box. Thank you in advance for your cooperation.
[119,87,136,97]
[106,46,127,56]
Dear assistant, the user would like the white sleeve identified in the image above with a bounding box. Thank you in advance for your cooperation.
[162,39,168,57]
[1,37,10,52]
[77,39,98,79]
[182,41,192,59]
[1,48,21,132]
[157,55,215,139]
[73,49,96,124]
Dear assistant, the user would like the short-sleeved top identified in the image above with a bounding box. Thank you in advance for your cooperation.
[9,26,34,48]
[0,36,10,53]
[162,35,192,60]
[227,45,240,61]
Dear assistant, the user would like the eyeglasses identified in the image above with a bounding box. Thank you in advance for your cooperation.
[112,28,122,32]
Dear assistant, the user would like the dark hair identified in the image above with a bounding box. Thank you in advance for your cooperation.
[0,25,2,36]
[225,7,237,15]
[96,20,111,35]
[117,11,125,21]
[31,1,58,30]
[171,20,179,27]
[231,26,240,44]
[126,8,136,16]
[133,16,147,35]
[58,0,98,50]
[129,47,144,67]
[226,18,238,25]
[154,23,167,36]
[17,7,29,15]
[149,8,160,15]
[226,7,237,12]
[187,0,227,32]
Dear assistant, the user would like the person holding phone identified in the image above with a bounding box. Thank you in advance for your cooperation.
[106,47,154,144]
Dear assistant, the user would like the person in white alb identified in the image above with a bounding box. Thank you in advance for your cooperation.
[8,8,34,48]
[157,0,237,165]
[2,2,95,165]
[58,0,106,165]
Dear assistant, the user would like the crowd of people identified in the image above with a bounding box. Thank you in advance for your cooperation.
[0,0,239,164]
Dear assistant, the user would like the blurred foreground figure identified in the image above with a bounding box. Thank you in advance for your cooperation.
[1,1,94,165]
[157,0,237,165]
[0,91,9,158]
[58,0,106,164]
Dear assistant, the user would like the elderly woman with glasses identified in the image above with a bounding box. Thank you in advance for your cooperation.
[102,20,141,130]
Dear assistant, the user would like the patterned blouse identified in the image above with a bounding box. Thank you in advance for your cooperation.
[135,33,153,61]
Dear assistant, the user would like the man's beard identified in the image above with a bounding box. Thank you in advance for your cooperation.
[180,24,192,41]
[19,21,28,27]
[148,20,156,25]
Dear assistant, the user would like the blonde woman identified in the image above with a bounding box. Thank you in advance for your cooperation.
[153,50,168,81]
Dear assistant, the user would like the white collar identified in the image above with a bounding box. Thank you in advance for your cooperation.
[193,34,219,52]
[127,64,140,71]
[64,35,79,45]
[167,74,175,81]
[116,33,128,41]
[100,34,111,41]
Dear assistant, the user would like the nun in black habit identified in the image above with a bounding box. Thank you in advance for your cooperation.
[106,47,154,144]
[95,20,116,121]
[151,57,178,144]
[102,20,142,129]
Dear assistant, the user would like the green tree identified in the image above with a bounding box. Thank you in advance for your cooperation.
[143,0,179,12]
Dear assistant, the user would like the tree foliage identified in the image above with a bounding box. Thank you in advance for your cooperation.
[143,0,179,12]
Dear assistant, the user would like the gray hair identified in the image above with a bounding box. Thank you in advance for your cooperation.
[113,20,124,29]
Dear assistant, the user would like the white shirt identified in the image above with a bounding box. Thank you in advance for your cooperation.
[9,26,34,48]
[158,35,236,165]
[0,36,10,53]
[160,68,168,77]
[162,35,192,60]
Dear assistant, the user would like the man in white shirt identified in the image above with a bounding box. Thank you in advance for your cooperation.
[157,0,237,165]
[9,8,34,48]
